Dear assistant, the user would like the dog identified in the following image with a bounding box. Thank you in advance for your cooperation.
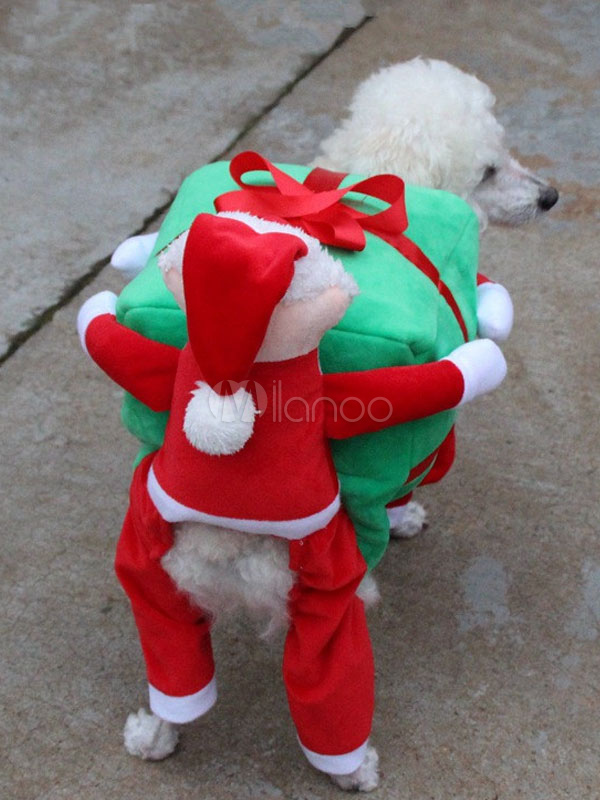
[79,210,507,792]
[316,57,559,230]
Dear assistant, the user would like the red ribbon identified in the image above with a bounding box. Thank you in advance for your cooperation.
[215,151,468,340]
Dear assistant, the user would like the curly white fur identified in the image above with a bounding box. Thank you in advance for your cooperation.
[387,500,428,539]
[113,59,557,283]
[123,708,179,761]
[126,522,380,791]
[330,745,380,793]
[317,57,558,228]
[161,521,380,638]
[162,521,294,636]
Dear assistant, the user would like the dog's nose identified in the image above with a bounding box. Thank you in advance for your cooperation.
[538,186,559,211]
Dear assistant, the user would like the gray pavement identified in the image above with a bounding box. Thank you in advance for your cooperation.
[1,1,599,798]
[0,0,366,360]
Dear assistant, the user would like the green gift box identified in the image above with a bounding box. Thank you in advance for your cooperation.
[116,159,479,568]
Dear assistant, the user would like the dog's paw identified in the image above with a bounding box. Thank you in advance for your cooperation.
[388,500,428,539]
[356,573,381,609]
[123,708,179,761]
[329,746,379,792]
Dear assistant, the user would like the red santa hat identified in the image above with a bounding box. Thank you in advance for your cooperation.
[180,213,308,456]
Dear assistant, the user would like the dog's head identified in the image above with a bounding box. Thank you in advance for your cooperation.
[317,57,558,229]
[469,156,559,228]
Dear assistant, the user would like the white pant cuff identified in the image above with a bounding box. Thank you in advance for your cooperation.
[299,737,369,775]
[149,676,217,724]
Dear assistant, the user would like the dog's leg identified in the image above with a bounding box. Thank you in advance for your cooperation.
[388,500,428,538]
[123,708,179,761]
[328,745,380,792]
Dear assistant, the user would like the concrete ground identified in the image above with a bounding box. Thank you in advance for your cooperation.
[1,1,598,798]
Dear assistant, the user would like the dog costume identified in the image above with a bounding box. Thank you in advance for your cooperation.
[113,152,499,569]
[78,213,502,773]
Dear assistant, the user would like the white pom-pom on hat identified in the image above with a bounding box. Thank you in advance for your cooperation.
[183,382,258,456]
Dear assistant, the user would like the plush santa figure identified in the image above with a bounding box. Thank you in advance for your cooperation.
[78,212,506,784]
[112,225,514,545]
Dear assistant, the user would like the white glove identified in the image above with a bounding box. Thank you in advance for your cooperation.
[476,282,514,342]
[444,339,507,405]
[77,291,117,355]
[111,232,159,281]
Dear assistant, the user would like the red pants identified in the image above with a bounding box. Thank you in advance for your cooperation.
[115,455,374,774]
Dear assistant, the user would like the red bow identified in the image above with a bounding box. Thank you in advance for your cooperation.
[214,151,468,340]
[215,151,409,252]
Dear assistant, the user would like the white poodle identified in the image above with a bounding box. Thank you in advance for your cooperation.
[316,57,559,229]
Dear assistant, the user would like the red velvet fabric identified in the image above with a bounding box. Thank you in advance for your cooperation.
[152,347,340,524]
[323,360,464,439]
[182,214,307,392]
[85,314,179,412]
[115,455,215,698]
[215,152,469,339]
[419,426,456,486]
[115,455,373,757]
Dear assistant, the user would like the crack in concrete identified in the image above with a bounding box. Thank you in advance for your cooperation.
[0,14,373,368]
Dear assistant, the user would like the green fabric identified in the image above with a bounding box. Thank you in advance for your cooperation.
[116,160,479,568]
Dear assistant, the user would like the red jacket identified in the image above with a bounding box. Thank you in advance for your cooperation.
[82,306,464,537]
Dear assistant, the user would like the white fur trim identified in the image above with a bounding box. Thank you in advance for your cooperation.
[356,573,380,609]
[111,232,159,280]
[299,737,369,775]
[219,211,359,302]
[183,383,256,455]
[77,291,117,355]
[476,282,514,342]
[148,677,217,724]
[444,339,507,405]
[147,465,341,538]
[157,229,189,276]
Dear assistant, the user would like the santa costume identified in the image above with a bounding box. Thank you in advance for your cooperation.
[78,212,504,774]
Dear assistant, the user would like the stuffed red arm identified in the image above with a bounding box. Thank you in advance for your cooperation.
[476,273,513,342]
[77,291,180,412]
[323,339,507,439]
